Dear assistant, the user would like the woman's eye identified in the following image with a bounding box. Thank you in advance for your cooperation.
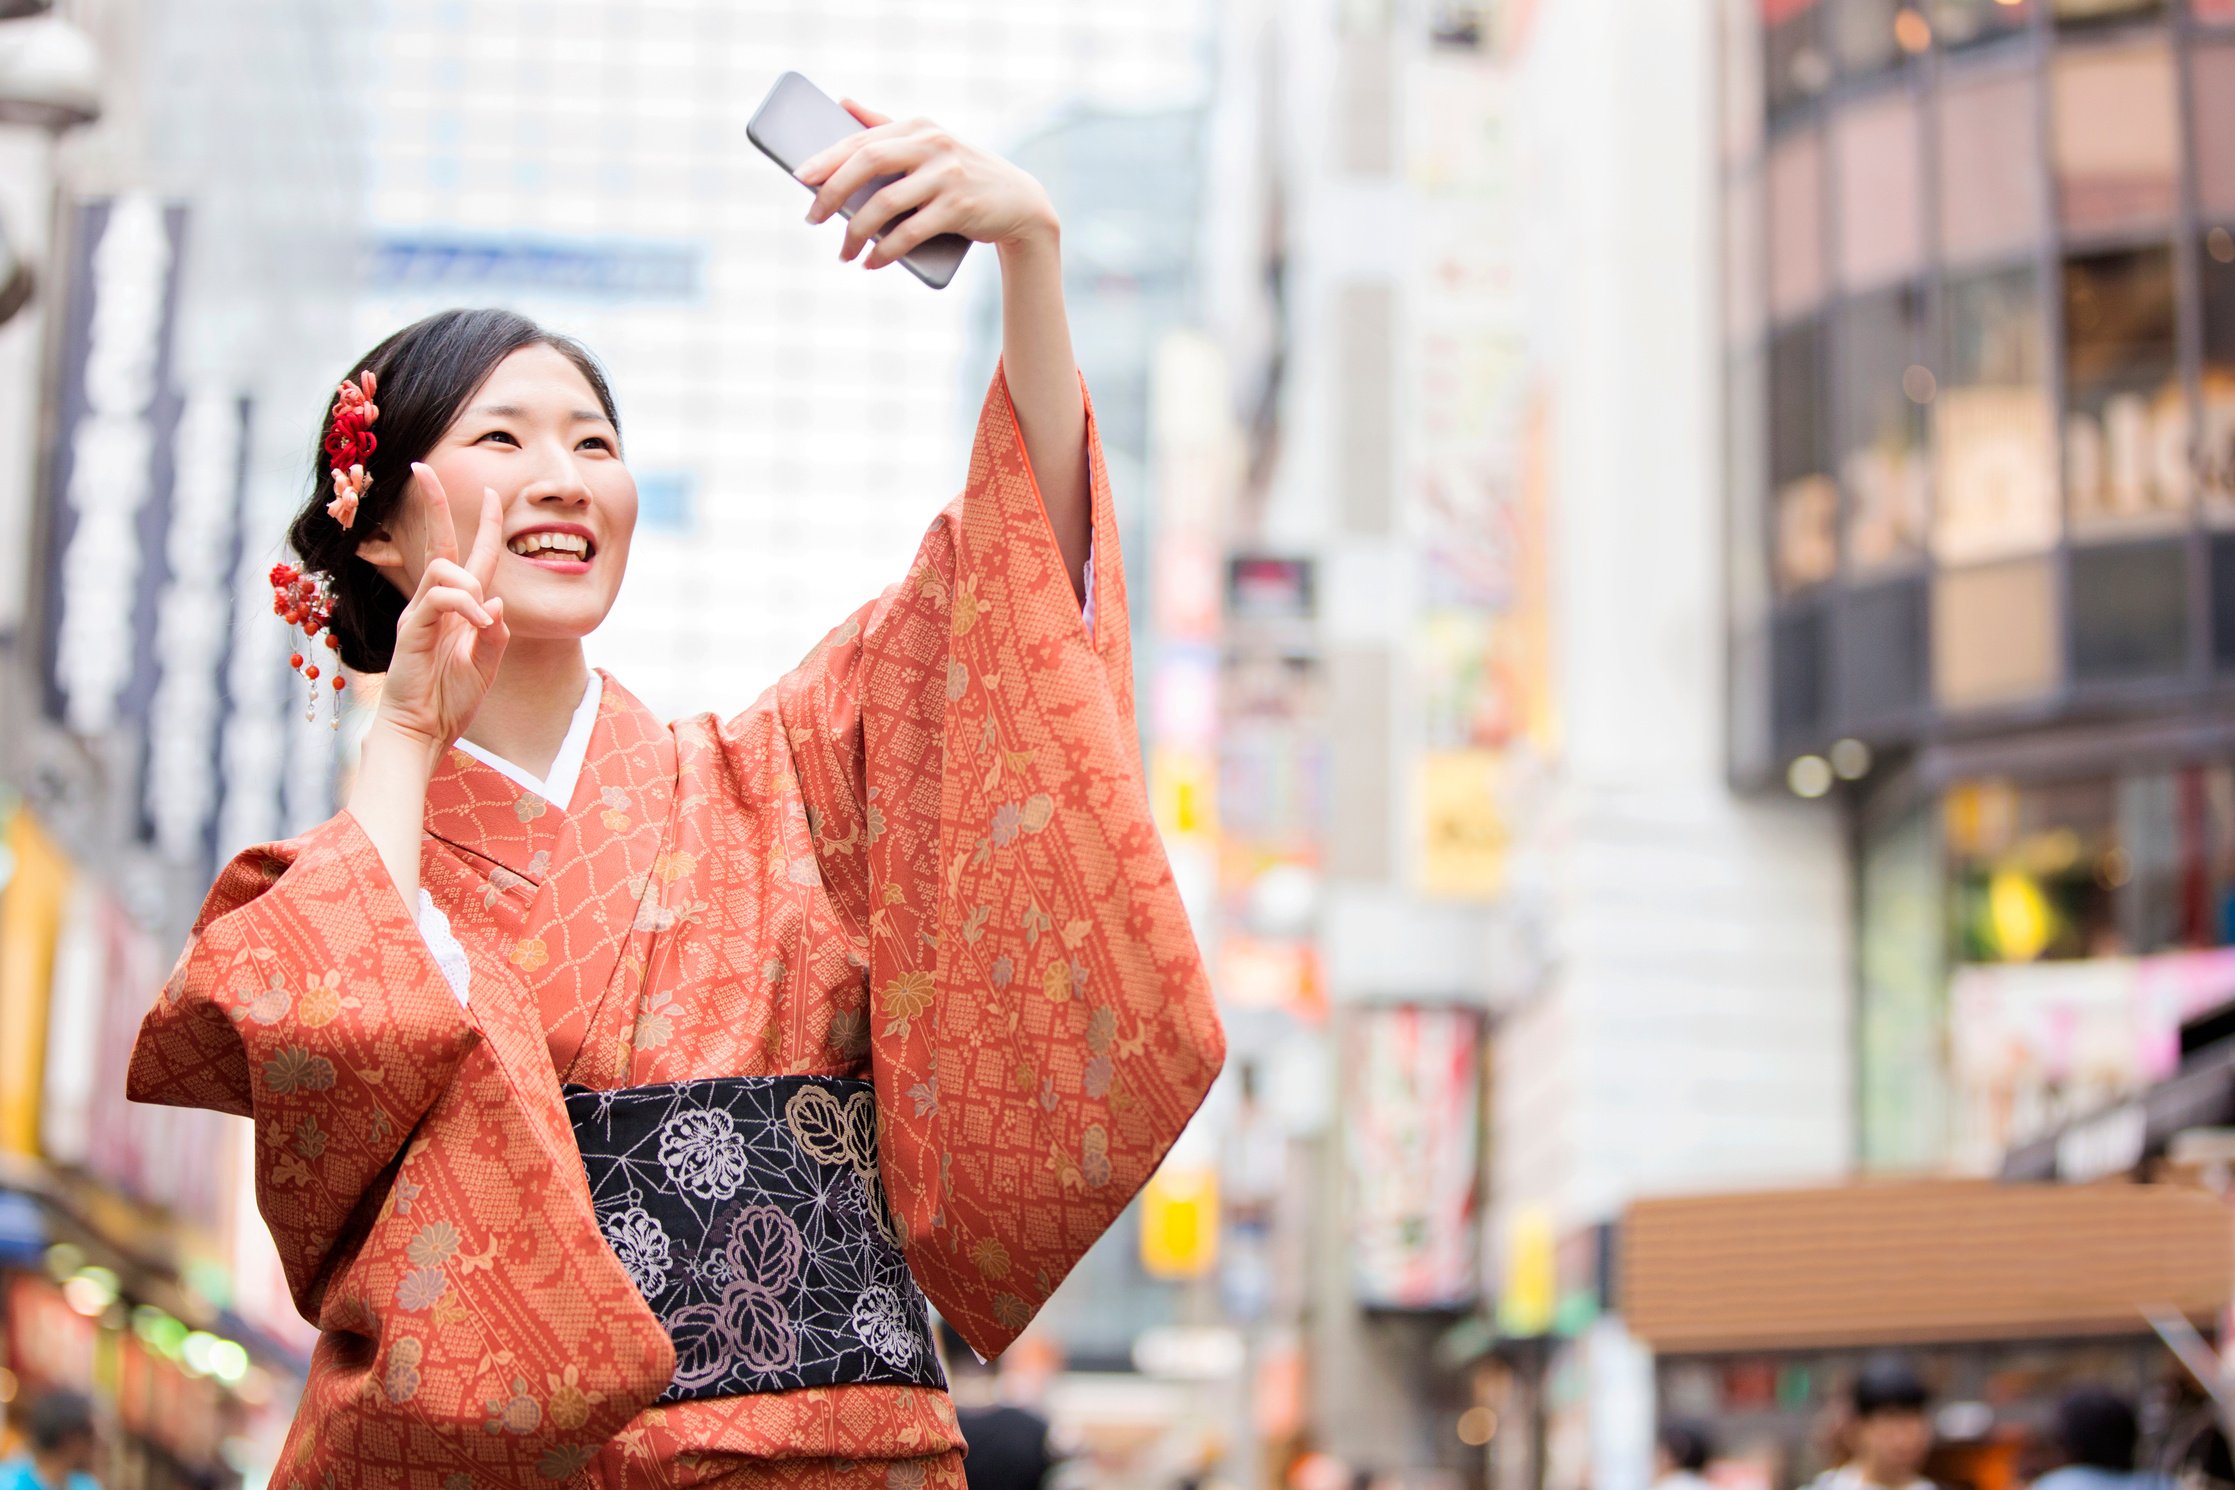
[477,430,519,446]
[578,436,612,452]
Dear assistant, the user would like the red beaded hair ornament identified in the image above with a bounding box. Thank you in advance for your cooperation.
[271,369,378,725]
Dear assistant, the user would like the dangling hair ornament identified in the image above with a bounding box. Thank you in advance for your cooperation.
[270,561,344,724]
[323,369,378,530]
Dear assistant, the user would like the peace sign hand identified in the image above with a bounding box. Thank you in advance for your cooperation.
[372,463,509,760]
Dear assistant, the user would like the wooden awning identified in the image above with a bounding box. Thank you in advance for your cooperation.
[1621,1179,2233,1355]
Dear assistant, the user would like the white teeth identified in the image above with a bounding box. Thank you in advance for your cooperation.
[506,532,590,558]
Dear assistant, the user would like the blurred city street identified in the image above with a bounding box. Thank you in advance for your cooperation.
[7,0,2235,1488]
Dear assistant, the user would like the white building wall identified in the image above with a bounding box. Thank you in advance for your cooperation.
[1495,0,1851,1245]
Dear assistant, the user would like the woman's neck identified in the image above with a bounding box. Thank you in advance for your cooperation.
[459,638,591,779]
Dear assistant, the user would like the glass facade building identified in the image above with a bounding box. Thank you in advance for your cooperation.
[1725,0,2235,1168]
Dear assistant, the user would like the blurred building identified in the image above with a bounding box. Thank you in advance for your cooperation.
[0,0,355,1483]
[1191,0,1852,1486]
[1696,0,2235,1485]
[1727,0,2235,1180]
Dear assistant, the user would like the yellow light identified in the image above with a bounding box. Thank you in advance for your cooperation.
[1139,1164,1219,1280]
[1987,867,2055,962]
[1894,8,1932,51]
[1458,1407,1499,1446]
[1788,756,1834,799]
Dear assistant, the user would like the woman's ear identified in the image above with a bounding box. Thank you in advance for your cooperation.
[355,524,408,582]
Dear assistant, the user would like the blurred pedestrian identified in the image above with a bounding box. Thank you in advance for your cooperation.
[1812,1359,1936,1490]
[941,1323,1056,1490]
[2031,1388,2171,1490]
[1654,1420,1716,1490]
[0,1388,100,1490]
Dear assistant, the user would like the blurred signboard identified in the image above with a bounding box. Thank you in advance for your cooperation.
[40,195,189,738]
[368,231,703,301]
[1347,1005,1482,1309]
[1949,946,2235,1171]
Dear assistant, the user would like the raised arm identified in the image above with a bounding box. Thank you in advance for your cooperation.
[798,102,1091,600]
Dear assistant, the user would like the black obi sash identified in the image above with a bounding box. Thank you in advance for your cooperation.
[561,1076,947,1403]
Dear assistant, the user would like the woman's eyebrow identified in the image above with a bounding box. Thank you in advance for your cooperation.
[468,403,609,423]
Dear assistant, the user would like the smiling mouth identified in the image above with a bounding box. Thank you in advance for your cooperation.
[506,531,595,561]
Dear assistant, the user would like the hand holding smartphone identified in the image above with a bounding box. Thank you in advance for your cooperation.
[747,72,972,291]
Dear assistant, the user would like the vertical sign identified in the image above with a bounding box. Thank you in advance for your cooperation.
[42,196,189,736]
[1347,1004,1483,1308]
[144,394,248,872]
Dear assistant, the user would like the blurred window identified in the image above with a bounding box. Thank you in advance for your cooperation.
[1768,129,1828,320]
[1830,0,1908,79]
[1937,265,2058,561]
[1948,777,2121,961]
[2209,533,2235,666]
[1837,284,1930,570]
[1947,765,2235,964]
[2069,538,2189,681]
[2052,0,2164,19]
[1771,599,1831,748]
[2202,231,2235,512]
[1937,66,2043,266]
[1933,556,2060,705]
[2063,247,2188,534]
[1929,0,2038,47]
[1773,319,1838,592]
[1836,573,1930,719]
[1833,90,1924,290]
[1766,0,1831,119]
[2194,45,2235,220]
[2051,44,2180,235]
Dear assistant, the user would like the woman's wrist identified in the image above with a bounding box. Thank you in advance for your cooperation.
[360,716,447,788]
[994,205,1060,262]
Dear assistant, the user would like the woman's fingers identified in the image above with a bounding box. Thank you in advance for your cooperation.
[806,132,930,225]
[866,199,960,269]
[842,169,941,261]
[468,596,509,683]
[413,463,460,567]
[404,585,495,633]
[465,485,504,590]
[414,556,486,606]
[841,98,892,129]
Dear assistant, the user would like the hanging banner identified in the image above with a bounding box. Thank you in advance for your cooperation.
[40,195,190,737]
[1347,1005,1483,1308]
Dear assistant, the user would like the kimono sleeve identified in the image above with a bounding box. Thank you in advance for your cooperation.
[774,367,1225,1359]
[127,811,481,1320]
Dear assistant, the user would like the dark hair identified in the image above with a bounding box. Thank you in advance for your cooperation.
[1659,1420,1714,1473]
[1852,1356,1931,1419]
[2058,1387,2139,1471]
[285,308,620,673]
[24,1387,95,1452]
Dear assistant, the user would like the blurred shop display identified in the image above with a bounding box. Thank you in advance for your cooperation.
[1626,1180,2233,1490]
[1346,1007,1482,1312]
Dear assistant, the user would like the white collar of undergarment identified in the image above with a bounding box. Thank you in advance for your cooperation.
[455,671,604,807]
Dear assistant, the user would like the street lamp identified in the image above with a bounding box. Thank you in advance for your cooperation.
[0,14,102,130]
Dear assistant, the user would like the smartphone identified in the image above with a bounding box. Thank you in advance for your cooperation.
[747,72,971,291]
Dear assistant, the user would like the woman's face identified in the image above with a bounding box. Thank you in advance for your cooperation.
[358,343,637,644]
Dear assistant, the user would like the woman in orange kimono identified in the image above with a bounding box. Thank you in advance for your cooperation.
[127,109,1222,1490]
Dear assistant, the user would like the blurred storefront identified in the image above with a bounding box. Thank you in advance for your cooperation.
[1624,1180,2233,1490]
[1724,0,2235,1174]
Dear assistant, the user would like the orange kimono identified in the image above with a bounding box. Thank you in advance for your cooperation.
[127,374,1224,1490]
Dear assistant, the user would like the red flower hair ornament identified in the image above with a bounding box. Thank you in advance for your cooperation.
[323,369,378,529]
